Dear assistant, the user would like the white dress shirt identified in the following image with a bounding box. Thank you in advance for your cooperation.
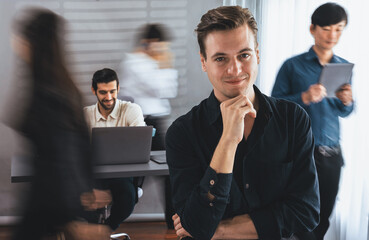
[84,99,145,132]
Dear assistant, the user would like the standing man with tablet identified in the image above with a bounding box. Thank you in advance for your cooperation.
[272,3,354,240]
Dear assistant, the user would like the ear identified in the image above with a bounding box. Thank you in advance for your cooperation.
[310,24,315,36]
[200,52,207,72]
[91,86,96,95]
[117,83,120,94]
[256,46,260,64]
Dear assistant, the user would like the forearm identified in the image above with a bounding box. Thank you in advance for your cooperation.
[333,98,354,117]
[212,214,258,240]
[210,136,238,173]
[173,139,237,238]
[176,166,232,239]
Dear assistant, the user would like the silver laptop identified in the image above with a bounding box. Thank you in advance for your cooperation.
[91,126,153,165]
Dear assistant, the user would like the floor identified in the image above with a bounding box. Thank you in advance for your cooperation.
[0,221,178,240]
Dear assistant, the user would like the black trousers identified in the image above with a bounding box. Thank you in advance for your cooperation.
[82,177,136,231]
[297,146,343,240]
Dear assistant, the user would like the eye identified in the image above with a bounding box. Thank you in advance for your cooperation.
[240,53,249,59]
[215,57,225,62]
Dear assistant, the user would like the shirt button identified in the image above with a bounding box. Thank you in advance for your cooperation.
[245,183,250,189]
[209,203,214,207]
[210,180,215,185]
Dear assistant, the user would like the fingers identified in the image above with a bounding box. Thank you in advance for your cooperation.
[176,225,192,238]
[221,95,256,118]
[93,189,112,209]
[177,228,189,238]
[221,94,245,107]
[81,189,113,211]
[339,84,351,90]
[173,214,181,230]
[174,220,182,231]
[306,84,327,103]
[336,86,353,105]
[172,214,193,238]
[80,192,96,210]
[242,97,257,118]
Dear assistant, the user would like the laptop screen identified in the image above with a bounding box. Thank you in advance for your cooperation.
[91,126,153,165]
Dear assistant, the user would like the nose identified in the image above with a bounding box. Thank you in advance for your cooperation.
[106,92,113,100]
[328,29,337,39]
[227,58,242,76]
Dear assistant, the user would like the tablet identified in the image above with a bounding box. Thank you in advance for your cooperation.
[319,63,354,98]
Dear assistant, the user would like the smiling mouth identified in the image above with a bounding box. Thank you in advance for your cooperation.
[225,79,245,85]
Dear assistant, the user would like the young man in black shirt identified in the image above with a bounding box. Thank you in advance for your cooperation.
[166,6,320,240]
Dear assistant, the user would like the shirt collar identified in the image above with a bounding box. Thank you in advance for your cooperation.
[109,100,119,119]
[206,85,272,125]
[305,46,320,62]
[305,46,343,64]
[95,100,119,122]
[254,85,273,121]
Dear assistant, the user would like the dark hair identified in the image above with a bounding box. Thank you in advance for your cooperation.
[15,8,85,130]
[195,6,258,59]
[92,68,119,91]
[137,23,171,42]
[311,2,348,27]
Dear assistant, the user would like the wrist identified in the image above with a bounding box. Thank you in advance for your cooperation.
[301,92,310,105]
[218,135,240,150]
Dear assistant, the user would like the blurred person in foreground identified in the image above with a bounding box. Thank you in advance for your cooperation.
[8,8,111,240]
[119,23,178,150]
[166,6,319,240]
[272,3,353,240]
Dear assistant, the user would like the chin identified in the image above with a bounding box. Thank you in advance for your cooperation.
[225,90,244,99]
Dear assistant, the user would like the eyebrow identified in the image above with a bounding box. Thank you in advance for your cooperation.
[98,89,116,93]
[211,48,253,59]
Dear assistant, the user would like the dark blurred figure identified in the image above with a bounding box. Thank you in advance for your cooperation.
[119,23,178,150]
[8,8,111,240]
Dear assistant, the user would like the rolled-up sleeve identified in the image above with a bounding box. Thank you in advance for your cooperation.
[166,121,232,240]
[329,97,354,117]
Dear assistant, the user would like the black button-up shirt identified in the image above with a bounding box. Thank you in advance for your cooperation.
[166,86,320,239]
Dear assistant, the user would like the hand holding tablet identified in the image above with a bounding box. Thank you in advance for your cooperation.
[319,63,354,98]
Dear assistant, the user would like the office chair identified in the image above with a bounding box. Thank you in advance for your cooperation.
[119,95,135,103]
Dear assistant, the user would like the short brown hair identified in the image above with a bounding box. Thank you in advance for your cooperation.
[195,6,258,59]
